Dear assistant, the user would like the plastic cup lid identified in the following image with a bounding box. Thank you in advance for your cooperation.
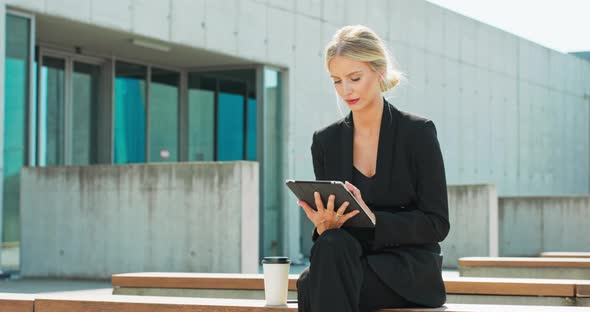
[261,256,290,264]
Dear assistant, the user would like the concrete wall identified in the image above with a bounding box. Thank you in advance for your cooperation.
[5,0,590,261]
[20,161,259,279]
[441,184,498,268]
[499,196,590,256]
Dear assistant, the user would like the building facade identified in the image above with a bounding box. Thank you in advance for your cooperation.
[1,0,590,265]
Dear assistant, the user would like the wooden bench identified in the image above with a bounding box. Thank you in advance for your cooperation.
[0,293,35,312]
[30,294,590,312]
[541,252,590,259]
[111,272,590,306]
[459,257,590,280]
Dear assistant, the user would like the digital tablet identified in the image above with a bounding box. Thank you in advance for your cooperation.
[285,180,375,228]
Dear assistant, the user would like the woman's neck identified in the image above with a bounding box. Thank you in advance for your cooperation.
[352,96,384,134]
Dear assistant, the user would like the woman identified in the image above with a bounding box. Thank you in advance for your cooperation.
[296,25,450,312]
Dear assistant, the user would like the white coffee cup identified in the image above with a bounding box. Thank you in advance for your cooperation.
[261,256,291,306]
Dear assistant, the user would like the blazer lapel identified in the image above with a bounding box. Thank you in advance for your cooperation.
[375,99,399,192]
[340,99,399,193]
[340,112,354,183]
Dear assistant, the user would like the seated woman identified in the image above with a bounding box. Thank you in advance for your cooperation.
[296,25,450,312]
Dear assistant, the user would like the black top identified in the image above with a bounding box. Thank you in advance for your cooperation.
[345,166,376,252]
[310,99,449,307]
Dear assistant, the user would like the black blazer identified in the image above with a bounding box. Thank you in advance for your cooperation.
[309,99,450,307]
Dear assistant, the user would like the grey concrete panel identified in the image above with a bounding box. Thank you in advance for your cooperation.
[320,22,339,62]
[458,17,477,65]
[237,0,267,61]
[365,0,389,41]
[132,0,170,41]
[502,33,519,78]
[5,0,45,12]
[293,15,321,98]
[204,0,238,55]
[406,0,426,49]
[475,23,490,71]
[343,0,367,26]
[295,0,321,18]
[46,0,91,22]
[542,198,590,252]
[267,7,294,67]
[441,185,498,268]
[90,0,133,31]
[266,0,294,11]
[424,2,444,54]
[321,0,345,26]
[389,0,409,44]
[499,198,543,256]
[170,0,206,48]
[530,45,550,87]
[499,197,590,256]
[442,9,460,60]
[487,28,503,73]
[20,162,259,279]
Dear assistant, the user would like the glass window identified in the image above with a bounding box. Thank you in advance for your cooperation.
[187,75,215,161]
[71,62,101,165]
[114,61,147,164]
[262,68,283,257]
[3,14,31,243]
[39,57,65,166]
[188,70,256,162]
[217,79,246,161]
[246,96,257,161]
[149,68,179,162]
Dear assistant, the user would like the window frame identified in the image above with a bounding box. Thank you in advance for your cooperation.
[36,47,104,166]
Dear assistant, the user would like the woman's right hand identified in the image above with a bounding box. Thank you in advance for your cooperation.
[298,191,360,235]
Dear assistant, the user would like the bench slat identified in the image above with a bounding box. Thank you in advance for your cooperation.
[35,295,298,312]
[459,257,590,268]
[385,304,590,311]
[541,252,590,259]
[33,295,590,312]
[0,293,36,312]
[112,273,590,297]
[578,284,590,297]
[112,273,299,290]
[443,277,575,297]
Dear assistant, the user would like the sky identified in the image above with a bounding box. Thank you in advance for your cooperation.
[425,0,590,54]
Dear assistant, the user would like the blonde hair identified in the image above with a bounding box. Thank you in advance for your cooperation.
[325,25,402,93]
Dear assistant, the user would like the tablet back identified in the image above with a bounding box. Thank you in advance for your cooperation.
[286,180,375,228]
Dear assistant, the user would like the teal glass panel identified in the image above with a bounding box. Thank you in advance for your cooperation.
[71,62,101,165]
[262,68,283,257]
[0,14,31,242]
[3,14,30,243]
[187,74,215,161]
[40,56,65,166]
[149,68,179,162]
[217,80,246,161]
[114,61,147,164]
[246,97,257,161]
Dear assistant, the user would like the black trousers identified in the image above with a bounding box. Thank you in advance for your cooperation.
[296,228,412,312]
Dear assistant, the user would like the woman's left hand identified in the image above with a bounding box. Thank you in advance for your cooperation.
[344,181,376,223]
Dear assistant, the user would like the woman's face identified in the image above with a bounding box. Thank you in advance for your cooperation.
[328,55,382,112]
